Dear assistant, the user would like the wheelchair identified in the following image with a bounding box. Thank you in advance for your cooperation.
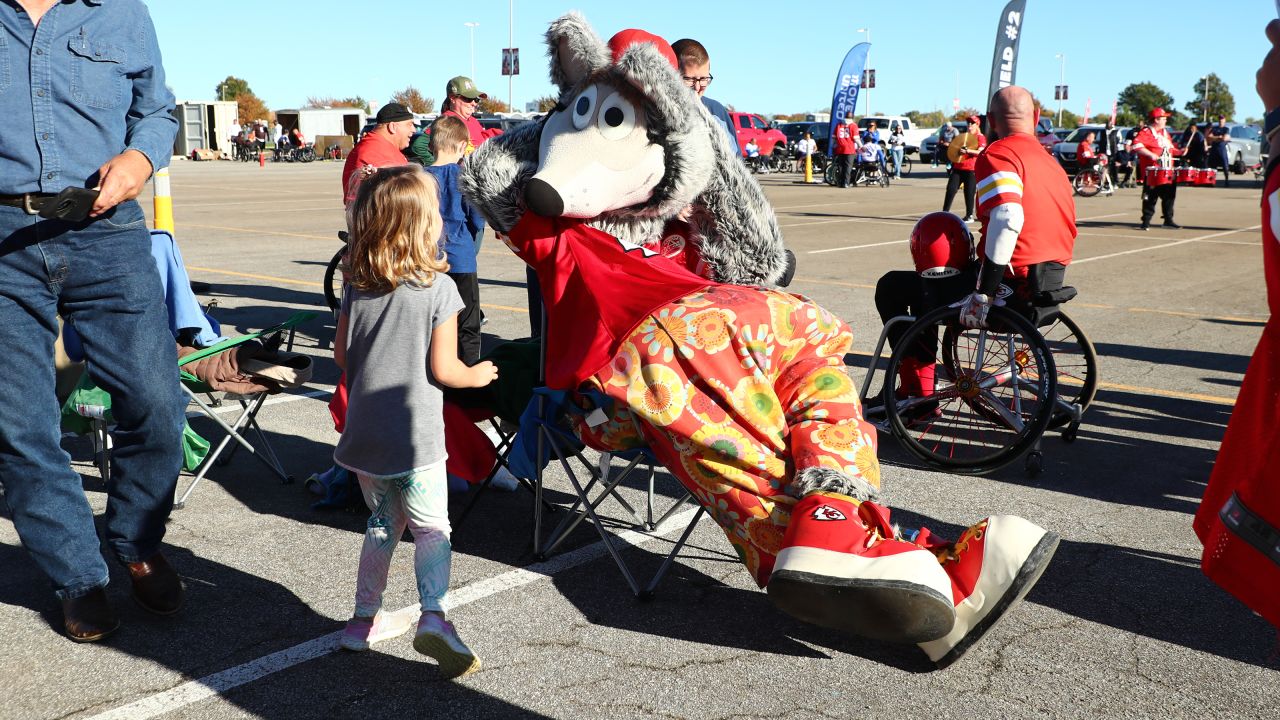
[852,156,890,188]
[859,269,1097,477]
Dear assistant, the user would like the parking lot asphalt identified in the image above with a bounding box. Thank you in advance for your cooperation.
[2,158,1276,720]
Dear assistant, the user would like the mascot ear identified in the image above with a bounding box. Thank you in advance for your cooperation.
[547,12,611,92]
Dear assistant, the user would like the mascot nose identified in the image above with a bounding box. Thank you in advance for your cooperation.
[525,178,565,217]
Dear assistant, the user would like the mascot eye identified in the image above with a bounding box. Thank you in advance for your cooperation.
[571,86,598,130]
[596,94,636,140]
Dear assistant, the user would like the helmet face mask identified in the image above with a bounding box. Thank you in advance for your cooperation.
[910,212,975,277]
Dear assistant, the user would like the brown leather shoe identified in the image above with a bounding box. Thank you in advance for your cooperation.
[127,552,185,615]
[62,587,120,643]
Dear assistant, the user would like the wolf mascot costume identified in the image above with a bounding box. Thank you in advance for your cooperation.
[461,13,1058,667]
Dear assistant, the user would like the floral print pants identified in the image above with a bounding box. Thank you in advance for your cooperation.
[574,285,881,587]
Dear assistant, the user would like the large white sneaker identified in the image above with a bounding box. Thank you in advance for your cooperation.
[768,493,956,644]
[918,515,1060,668]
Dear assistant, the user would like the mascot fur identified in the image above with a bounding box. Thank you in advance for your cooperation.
[461,12,1059,668]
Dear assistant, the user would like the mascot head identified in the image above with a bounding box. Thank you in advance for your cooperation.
[461,12,788,287]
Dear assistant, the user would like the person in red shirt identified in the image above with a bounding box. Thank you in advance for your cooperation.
[1131,107,1186,230]
[1193,17,1280,632]
[958,86,1076,329]
[340,102,415,206]
[440,76,502,153]
[942,115,987,222]
[831,111,860,188]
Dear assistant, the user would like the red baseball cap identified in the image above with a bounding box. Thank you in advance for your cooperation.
[966,115,981,125]
[608,29,678,70]
[1148,107,1171,119]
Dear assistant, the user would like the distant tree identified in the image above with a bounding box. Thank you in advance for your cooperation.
[906,109,948,128]
[1246,116,1262,126]
[215,76,252,101]
[1184,73,1235,121]
[532,94,560,112]
[1089,113,1113,125]
[477,97,511,113]
[1115,108,1141,127]
[1118,82,1174,122]
[391,86,434,114]
[306,96,371,112]
[236,92,270,123]
[1057,109,1081,128]
[951,107,981,122]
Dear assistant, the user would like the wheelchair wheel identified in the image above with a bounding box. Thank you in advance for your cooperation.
[887,306,1056,474]
[1073,169,1101,197]
[899,155,913,177]
[1038,311,1098,429]
[878,169,890,188]
[323,247,346,315]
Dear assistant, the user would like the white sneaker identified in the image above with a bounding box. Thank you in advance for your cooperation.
[490,466,520,492]
[339,610,415,651]
[414,613,481,679]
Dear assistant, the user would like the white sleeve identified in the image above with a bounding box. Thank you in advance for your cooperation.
[984,203,1024,266]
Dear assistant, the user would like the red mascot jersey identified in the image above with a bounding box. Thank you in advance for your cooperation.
[1194,154,1280,629]
[504,212,713,390]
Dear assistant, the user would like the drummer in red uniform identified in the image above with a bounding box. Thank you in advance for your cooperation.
[1131,107,1185,230]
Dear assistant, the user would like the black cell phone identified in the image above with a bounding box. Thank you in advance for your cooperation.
[38,187,100,222]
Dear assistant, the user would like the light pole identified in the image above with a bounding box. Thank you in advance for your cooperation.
[857,27,870,117]
[1055,53,1066,126]
[464,22,480,81]
[508,0,515,112]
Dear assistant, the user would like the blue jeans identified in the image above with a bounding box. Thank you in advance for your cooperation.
[0,201,184,600]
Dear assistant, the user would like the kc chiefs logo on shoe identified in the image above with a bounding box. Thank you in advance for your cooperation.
[811,505,847,521]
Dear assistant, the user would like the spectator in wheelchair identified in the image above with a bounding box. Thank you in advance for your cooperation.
[873,86,1077,412]
[857,139,887,179]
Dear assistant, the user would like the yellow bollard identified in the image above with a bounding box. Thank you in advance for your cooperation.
[804,154,813,183]
[153,167,174,234]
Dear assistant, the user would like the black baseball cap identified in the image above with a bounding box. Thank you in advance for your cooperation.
[375,102,414,124]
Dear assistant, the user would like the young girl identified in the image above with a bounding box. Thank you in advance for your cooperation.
[333,165,498,679]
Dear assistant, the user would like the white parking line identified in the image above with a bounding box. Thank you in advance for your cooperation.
[807,238,906,254]
[1074,225,1262,264]
[84,507,702,720]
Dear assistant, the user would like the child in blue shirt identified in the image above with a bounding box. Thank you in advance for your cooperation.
[425,116,486,364]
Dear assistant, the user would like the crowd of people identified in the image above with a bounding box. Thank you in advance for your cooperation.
[2,0,1277,692]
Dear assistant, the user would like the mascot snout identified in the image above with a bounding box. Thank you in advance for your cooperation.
[525,178,565,217]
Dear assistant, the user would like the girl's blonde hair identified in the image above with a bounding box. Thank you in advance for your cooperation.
[345,165,450,292]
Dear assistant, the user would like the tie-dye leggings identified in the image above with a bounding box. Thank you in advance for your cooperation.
[352,461,452,616]
[572,285,881,588]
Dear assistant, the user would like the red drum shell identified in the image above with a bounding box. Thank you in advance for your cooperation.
[1194,168,1217,186]
[1145,166,1174,186]
[1174,167,1194,184]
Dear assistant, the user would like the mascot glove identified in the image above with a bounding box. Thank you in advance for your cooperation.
[956,292,993,329]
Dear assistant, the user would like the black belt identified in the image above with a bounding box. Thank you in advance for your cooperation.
[0,193,58,215]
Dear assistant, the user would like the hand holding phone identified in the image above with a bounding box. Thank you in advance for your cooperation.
[38,187,100,222]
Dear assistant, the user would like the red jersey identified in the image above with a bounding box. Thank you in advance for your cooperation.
[1076,141,1096,163]
[832,123,858,155]
[341,131,409,206]
[974,133,1076,272]
[1194,157,1280,629]
[505,213,712,390]
[1130,125,1183,174]
[952,131,987,171]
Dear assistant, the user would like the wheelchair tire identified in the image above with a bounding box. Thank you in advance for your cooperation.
[886,306,1056,475]
[1073,169,1101,197]
[899,155,913,177]
[323,247,345,315]
[1038,311,1098,427]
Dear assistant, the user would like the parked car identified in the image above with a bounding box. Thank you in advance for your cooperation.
[1208,122,1264,174]
[918,121,969,164]
[729,112,787,158]
[778,121,830,157]
[857,115,932,155]
[1052,124,1132,172]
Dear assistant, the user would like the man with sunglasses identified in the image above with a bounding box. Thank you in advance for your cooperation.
[671,38,739,154]
[442,75,501,154]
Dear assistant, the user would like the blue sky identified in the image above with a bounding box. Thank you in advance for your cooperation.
[148,1,1274,121]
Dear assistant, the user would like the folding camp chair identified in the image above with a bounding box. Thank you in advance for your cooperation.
[174,310,316,508]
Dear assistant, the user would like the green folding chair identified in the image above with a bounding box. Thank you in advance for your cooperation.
[61,311,316,509]
[173,311,316,508]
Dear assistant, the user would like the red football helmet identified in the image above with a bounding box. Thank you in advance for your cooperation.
[909,212,975,278]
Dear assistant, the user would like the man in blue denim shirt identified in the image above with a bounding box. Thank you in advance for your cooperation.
[0,0,184,642]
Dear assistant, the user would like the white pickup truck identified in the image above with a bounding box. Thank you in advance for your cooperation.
[857,116,933,156]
